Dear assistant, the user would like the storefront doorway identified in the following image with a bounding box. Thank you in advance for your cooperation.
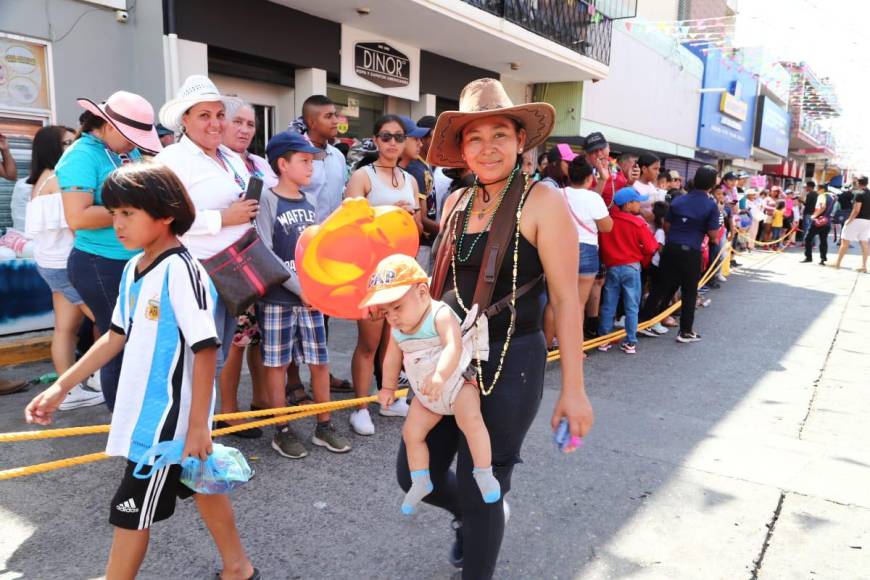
[327,85,384,143]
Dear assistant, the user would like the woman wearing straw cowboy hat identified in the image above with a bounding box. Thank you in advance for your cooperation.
[155,75,257,372]
[383,78,594,579]
[58,90,161,410]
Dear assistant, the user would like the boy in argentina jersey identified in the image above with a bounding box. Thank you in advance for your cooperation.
[26,162,257,579]
[255,131,351,459]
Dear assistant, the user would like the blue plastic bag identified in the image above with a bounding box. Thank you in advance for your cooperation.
[133,440,252,494]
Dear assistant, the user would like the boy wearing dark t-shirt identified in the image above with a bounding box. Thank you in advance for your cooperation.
[256,131,352,460]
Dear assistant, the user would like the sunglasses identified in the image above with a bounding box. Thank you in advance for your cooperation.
[377,132,406,143]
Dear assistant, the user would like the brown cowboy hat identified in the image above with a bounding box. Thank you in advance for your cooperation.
[426,78,555,169]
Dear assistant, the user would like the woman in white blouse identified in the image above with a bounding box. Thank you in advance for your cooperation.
[155,75,257,368]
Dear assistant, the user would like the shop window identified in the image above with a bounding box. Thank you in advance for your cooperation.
[327,86,384,142]
[248,104,274,157]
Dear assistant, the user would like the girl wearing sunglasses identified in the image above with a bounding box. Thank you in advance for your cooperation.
[345,114,424,435]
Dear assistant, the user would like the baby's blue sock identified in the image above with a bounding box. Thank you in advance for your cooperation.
[473,466,501,504]
[401,469,434,515]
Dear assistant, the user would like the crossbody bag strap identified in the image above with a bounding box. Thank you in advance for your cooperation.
[483,274,543,319]
[430,188,473,299]
[562,188,597,235]
[470,174,533,311]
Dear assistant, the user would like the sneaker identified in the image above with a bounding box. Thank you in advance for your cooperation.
[651,322,669,335]
[800,258,813,263]
[613,316,625,329]
[380,397,410,417]
[271,427,308,459]
[698,286,710,294]
[59,383,104,410]
[619,342,637,354]
[312,423,352,453]
[699,298,712,308]
[597,343,613,352]
[638,327,658,338]
[707,280,721,289]
[86,373,101,391]
[716,273,727,283]
[397,371,411,388]
[676,331,702,343]
[349,408,375,436]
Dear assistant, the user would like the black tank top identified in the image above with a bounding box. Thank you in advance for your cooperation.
[441,230,545,342]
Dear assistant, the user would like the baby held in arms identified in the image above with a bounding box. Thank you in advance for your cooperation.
[363,254,500,514]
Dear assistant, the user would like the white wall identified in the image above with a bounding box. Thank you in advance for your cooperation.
[582,26,702,153]
[634,0,679,22]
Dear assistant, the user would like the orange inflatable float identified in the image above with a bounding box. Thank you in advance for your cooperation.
[295,197,419,319]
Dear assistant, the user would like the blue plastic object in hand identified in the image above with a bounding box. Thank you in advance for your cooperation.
[133,440,252,494]
[553,418,583,452]
[180,445,252,494]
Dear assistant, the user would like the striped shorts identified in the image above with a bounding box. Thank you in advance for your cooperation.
[257,303,329,367]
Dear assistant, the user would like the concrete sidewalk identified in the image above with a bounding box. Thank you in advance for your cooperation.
[0,247,867,580]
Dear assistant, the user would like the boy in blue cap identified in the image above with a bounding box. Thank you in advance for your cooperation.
[256,131,352,459]
[597,187,660,354]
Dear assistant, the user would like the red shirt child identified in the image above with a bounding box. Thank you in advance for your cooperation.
[599,188,660,268]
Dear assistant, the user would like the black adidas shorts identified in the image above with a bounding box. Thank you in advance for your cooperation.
[109,460,195,530]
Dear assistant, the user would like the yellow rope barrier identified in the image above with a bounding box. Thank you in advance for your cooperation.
[548,242,731,362]
[0,390,407,480]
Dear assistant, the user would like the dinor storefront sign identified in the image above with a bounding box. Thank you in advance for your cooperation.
[341,25,419,100]
[355,42,410,89]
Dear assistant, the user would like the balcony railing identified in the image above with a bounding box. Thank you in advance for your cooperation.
[463,0,634,66]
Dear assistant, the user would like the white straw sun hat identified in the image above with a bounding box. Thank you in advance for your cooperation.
[158,75,243,132]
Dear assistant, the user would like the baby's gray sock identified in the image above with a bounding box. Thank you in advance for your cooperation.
[473,466,501,504]
[401,469,434,515]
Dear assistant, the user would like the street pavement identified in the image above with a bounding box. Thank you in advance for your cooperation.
[1,244,868,580]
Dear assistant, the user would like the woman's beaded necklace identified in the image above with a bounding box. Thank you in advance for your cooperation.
[450,170,531,396]
[455,166,518,263]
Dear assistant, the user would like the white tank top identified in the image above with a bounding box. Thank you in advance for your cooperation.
[364,164,417,208]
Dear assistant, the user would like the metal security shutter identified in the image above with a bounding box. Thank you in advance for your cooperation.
[0,135,33,233]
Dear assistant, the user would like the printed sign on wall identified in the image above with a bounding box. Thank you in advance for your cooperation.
[341,25,420,100]
[0,35,51,113]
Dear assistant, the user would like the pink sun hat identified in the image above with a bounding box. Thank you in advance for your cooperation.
[77,91,162,154]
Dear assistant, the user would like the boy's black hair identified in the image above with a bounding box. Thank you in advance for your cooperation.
[302,95,335,124]
[102,161,196,236]
[806,180,816,189]
[27,125,74,185]
[652,200,669,229]
[637,152,660,169]
[859,176,869,187]
[776,200,786,209]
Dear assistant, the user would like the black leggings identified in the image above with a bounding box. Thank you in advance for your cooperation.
[396,331,547,580]
[804,224,831,261]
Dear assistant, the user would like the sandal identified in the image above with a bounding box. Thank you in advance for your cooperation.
[858,268,868,273]
[285,383,314,406]
[329,374,353,392]
[0,378,28,396]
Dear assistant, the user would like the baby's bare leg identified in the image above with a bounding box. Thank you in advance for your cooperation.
[401,397,442,514]
[454,383,501,503]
